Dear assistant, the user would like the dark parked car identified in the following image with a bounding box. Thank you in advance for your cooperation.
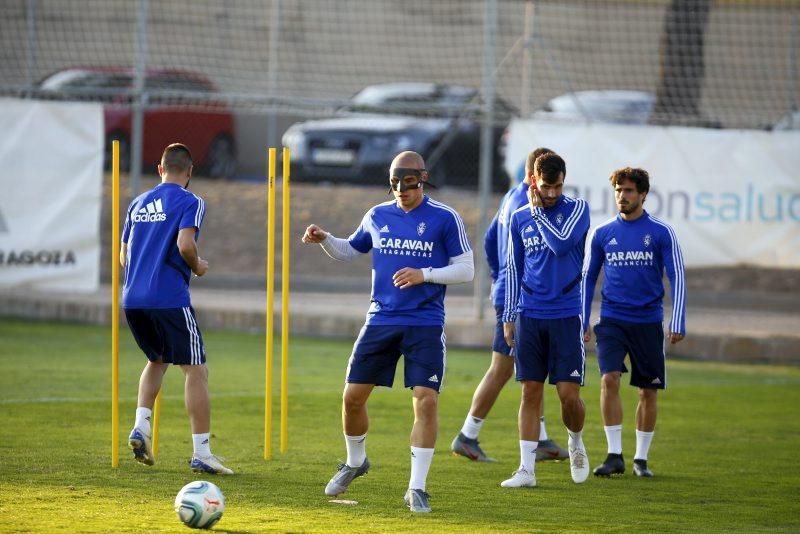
[34,66,237,177]
[281,83,516,190]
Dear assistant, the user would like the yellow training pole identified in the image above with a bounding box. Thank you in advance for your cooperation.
[111,140,120,468]
[265,148,277,459]
[280,147,290,453]
[152,390,162,456]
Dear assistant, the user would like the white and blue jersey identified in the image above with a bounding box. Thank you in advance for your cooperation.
[503,195,590,322]
[122,182,206,309]
[347,195,471,326]
[581,211,686,335]
[485,182,530,307]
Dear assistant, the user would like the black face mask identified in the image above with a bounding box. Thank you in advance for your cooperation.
[388,167,437,193]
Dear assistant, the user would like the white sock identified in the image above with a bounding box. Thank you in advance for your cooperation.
[635,430,654,461]
[192,432,211,457]
[409,446,434,491]
[519,440,538,473]
[345,433,367,468]
[460,415,484,440]
[539,416,549,441]
[134,407,152,435]
[567,430,584,450]
[604,425,623,454]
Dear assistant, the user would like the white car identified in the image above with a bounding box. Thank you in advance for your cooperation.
[531,90,655,124]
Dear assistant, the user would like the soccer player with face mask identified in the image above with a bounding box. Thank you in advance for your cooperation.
[301,151,473,513]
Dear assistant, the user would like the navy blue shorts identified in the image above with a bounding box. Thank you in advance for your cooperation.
[125,307,206,365]
[491,305,513,356]
[594,317,665,389]
[514,315,585,385]
[347,325,445,392]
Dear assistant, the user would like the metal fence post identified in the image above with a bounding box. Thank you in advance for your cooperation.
[474,0,498,322]
[130,0,149,196]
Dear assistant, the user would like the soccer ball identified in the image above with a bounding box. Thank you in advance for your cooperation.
[174,480,225,529]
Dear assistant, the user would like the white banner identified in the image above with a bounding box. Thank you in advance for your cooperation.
[504,120,800,267]
[0,98,103,291]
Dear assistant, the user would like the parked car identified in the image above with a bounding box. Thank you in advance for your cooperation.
[531,90,656,124]
[34,66,237,177]
[281,83,517,191]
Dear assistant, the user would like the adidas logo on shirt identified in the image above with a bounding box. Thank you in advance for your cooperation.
[570,370,581,378]
[428,374,439,383]
[132,198,167,223]
[379,225,390,233]
[608,237,618,246]
[524,225,535,234]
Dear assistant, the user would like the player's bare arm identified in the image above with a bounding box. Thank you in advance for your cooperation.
[392,267,424,289]
[583,329,591,343]
[177,227,208,276]
[120,243,127,268]
[302,224,328,244]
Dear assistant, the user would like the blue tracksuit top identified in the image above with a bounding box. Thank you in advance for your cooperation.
[503,194,590,322]
[484,182,531,307]
[581,211,686,334]
[122,182,205,309]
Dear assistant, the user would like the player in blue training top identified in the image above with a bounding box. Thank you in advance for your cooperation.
[451,147,568,463]
[582,167,686,478]
[302,151,473,513]
[501,152,591,488]
[121,143,232,475]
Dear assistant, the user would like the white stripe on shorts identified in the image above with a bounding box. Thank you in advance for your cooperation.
[182,307,201,364]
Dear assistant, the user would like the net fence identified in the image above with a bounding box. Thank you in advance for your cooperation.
[1,0,797,179]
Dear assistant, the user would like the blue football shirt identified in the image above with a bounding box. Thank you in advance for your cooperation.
[485,182,530,307]
[122,182,206,308]
[347,196,472,326]
[581,211,686,334]
[503,194,590,322]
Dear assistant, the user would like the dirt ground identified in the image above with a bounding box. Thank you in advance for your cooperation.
[100,174,800,296]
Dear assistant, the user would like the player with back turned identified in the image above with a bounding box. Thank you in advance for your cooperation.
[582,167,686,478]
[122,143,232,475]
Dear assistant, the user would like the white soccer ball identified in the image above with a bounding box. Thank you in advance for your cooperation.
[174,480,225,529]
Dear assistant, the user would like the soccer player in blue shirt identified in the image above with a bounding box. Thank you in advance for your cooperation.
[121,143,232,475]
[451,147,568,463]
[302,151,474,513]
[582,167,686,478]
[501,152,591,487]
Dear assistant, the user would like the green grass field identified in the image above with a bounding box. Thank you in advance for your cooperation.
[1,319,798,533]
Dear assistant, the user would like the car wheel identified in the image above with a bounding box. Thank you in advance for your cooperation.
[206,135,236,178]
[105,133,130,172]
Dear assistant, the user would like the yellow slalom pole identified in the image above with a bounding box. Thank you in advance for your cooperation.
[265,148,277,459]
[280,147,290,453]
[152,390,162,456]
[111,141,120,468]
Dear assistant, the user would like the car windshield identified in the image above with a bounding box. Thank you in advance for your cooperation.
[39,70,130,91]
[346,83,516,121]
[37,70,131,101]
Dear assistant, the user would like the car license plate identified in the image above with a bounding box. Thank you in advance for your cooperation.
[312,148,355,166]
